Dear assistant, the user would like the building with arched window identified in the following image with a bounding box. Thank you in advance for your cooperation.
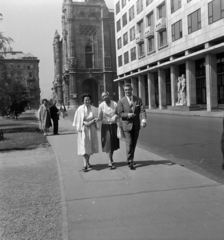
[114,0,224,112]
[53,0,118,108]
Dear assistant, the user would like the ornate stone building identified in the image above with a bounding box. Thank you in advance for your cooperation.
[53,0,118,108]
[2,51,40,109]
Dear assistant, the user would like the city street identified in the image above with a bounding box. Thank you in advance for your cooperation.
[139,113,224,184]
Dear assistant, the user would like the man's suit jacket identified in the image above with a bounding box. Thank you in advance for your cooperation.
[117,95,147,132]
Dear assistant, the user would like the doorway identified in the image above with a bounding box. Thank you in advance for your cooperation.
[83,78,98,107]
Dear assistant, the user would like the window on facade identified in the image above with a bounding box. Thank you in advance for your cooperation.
[122,0,126,8]
[172,20,182,41]
[130,26,135,41]
[29,72,33,78]
[17,65,20,68]
[147,37,155,53]
[138,42,145,57]
[158,2,166,19]
[116,0,120,14]
[146,11,154,27]
[117,37,122,49]
[85,45,93,68]
[217,53,224,103]
[146,0,153,7]
[124,51,129,64]
[105,56,111,67]
[130,47,136,61]
[195,58,206,104]
[208,0,224,24]
[117,19,121,32]
[188,9,201,34]
[118,55,122,67]
[129,5,135,21]
[123,32,128,46]
[122,13,127,27]
[171,0,181,14]
[158,30,167,48]
[27,65,30,69]
[137,0,143,14]
[137,20,144,33]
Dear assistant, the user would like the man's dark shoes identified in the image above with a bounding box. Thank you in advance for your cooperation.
[82,166,88,172]
[129,163,135,170]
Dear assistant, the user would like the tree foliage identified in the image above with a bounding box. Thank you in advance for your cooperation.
[0,61,29,118]
[0,13,14,55]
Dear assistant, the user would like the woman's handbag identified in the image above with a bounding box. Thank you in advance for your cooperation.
[117,123,125,139]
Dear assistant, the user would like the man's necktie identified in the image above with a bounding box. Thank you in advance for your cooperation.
[129,97,133,112]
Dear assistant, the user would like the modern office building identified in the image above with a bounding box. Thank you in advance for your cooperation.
[114,0,224,111]
[2,51,40,109]
[53,0,118,108]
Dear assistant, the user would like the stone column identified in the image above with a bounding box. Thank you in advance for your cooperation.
[170,65,178,106]
[205,53,218,111]
[118,81,124,99]
[186,59,196,106]
[138,75,146,105]
[131,77,138,96]
[147,72,156,109]
[66,0,78,108]
[158,69,166,109]
[53,31,63,104]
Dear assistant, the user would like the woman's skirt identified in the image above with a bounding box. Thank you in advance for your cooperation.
[101,123,119,153]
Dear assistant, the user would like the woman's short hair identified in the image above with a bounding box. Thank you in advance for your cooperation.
[81,93,92,102]
[42,99,48,104]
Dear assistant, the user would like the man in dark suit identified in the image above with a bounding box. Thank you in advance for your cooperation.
[50,101,60,135]
[117,83,147,169]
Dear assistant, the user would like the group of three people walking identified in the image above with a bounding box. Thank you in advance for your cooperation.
[73,83,147,172]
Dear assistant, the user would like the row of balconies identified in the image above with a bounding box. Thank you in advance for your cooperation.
[136,18,166,44]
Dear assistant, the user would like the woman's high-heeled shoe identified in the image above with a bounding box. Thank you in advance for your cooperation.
[82,166,88,172]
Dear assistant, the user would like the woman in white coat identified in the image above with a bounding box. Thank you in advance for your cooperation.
[73,93,99,172]
[38,99,52,136]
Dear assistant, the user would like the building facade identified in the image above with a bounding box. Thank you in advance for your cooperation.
[2,51,40,109]
[53,0,118,108]
[114,0,224,111]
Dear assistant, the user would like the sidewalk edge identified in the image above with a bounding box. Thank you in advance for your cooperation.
[48,138,69,240]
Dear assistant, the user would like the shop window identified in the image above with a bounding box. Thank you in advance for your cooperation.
[208,0,224,24]
[172,19,182,41]
[195,59,206,104]
[188,9,201,34]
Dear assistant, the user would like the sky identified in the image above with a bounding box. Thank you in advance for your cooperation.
[0,0,114,99]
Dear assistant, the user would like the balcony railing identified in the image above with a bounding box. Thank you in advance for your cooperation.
[135,33,144,44]
[155,18,166,32]
[144,26,154,39]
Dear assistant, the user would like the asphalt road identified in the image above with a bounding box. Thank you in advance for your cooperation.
[138,113,224,184]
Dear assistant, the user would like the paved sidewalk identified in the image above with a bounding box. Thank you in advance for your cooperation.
[48,117,224,240]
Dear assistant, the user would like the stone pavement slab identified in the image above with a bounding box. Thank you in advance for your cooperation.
[47,117,224,240]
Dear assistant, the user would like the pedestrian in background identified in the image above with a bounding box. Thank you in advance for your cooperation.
[60,103,67,118]
[50,100,60,135]
[117,83,147,170]
[98,92,119,169]
[73,93,99,172]
[38,99,52,136]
